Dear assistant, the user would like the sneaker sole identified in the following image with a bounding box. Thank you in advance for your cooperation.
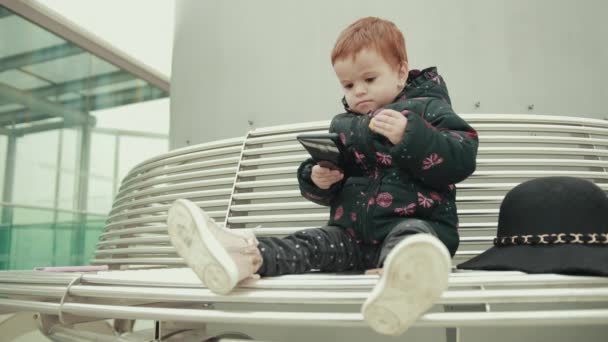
[362,234,451,336]
[167,199,238,295]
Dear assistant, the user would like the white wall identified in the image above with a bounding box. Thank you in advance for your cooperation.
[171,0,608,149]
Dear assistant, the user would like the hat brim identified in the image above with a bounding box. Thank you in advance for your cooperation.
[457,244,608,277]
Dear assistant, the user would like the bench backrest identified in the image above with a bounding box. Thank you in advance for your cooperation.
[95,114,608,269]
[94,137,244,268]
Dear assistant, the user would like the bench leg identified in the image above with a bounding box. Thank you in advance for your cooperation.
[114,318,135,334]
[159,321,209,341]
[444,304,488,342]
[446,326,458,342]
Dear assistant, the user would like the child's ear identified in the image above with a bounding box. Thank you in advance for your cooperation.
[399,61,409,84]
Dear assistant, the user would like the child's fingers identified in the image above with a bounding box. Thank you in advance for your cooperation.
[371,113,396,131]
[312,165,330,177]
[312,169,343,187]
[374,115,391,124]
[370,118,387,132]
[378,109,402,119]
[373,118,384,129]
[373,111,407,132]
[328,174,344,184]
[371,118,390,133]
[314,165,343,176]
[375,113,399,125]
[321,173,343,182]
[313,174,342,189]
[314,164,340,172]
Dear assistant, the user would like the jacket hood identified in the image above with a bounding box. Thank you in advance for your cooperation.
[342,66,452,112]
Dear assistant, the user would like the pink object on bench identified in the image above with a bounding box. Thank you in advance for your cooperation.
[34,265,109,272]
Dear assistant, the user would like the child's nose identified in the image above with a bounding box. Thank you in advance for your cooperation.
[355,83,367,96]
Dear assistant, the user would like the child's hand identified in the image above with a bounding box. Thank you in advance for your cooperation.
[311,164,344,189]
[369,109,408,145]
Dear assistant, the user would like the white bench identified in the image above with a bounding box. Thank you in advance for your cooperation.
[0,114,607,342]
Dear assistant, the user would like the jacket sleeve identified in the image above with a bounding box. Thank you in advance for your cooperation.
[388,98,479,189]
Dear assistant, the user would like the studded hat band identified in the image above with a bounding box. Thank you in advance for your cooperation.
[494,233,608,246]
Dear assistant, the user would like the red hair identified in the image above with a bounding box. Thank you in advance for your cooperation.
[331,17,408,68]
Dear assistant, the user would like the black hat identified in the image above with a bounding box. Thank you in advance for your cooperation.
[457,177,608,276]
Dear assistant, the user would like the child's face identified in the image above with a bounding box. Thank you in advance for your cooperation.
[334,49,408,114]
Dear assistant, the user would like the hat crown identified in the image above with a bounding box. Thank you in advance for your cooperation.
[497,177,608,236]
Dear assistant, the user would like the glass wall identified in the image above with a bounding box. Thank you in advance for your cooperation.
[57,128,78,210]
[0,5,169,269]
[88,131,117,214]
[13,130,59,208]
[2,205,106,269]
[0,135,5,191]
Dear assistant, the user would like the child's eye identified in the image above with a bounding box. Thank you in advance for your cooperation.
[365,77,376,83]
[344,84,353,90]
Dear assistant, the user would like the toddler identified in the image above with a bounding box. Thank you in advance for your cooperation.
[167,16,479,336]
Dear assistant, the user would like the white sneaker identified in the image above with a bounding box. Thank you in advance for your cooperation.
[362,234,451,336]
[167,199,260,295]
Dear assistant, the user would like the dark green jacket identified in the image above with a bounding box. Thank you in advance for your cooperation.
[298,67,478,256]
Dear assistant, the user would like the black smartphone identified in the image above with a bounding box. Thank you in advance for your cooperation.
[296,133,343,170]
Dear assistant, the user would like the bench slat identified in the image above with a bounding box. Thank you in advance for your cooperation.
[117,166,237,196]
[1,283,607,306]
[113,178,235,206]
[2,298,608,328]
[122,139,243,182]
[109,189,232,216]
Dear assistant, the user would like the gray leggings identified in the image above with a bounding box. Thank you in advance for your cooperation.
[256,218,438,276]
